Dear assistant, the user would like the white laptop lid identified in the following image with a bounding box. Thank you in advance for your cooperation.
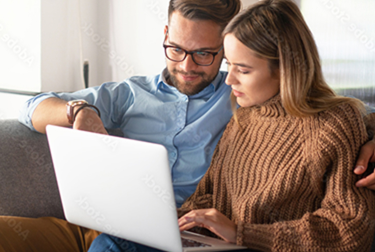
[46,125,183,252]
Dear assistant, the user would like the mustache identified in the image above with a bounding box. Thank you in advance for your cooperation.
[172,69,205,77]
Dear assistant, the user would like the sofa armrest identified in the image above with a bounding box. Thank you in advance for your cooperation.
[0,119,123,219]
[0,119,64,219]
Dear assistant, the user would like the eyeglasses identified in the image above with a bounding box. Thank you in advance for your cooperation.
[163,45,223,66]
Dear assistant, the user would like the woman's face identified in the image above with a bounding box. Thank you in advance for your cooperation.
[224,34,280,108]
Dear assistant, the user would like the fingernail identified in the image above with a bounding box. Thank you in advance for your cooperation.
[354,166,365,173]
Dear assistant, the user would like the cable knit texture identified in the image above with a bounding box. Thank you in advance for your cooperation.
[178,94,375,251]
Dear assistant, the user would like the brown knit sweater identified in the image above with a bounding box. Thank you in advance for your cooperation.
[178,94,375,251]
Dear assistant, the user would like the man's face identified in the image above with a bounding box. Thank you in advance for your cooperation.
[164,11,224,96]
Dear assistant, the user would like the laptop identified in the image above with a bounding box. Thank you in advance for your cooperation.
[46,125,247,252]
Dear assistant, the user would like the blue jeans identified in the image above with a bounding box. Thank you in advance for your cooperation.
[89,233,255,252]
[88,234,164,252]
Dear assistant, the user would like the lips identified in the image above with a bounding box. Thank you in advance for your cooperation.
[232,89,244,97]
[180,74,199,82]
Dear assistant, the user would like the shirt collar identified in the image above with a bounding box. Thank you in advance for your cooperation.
[155,68,223,99]
[155,69,167,91]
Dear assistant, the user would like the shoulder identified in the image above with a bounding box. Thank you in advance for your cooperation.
[125,74,160,91]
[98,73,160,93]
[126,74,159,86]
[314,102,367,155]
[316,102,365,132]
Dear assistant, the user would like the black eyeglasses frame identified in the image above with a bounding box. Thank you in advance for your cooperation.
[163,44,224,66]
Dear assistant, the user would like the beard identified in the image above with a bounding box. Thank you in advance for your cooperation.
[165,67,218,96]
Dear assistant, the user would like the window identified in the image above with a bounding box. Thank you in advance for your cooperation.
[301,0,375,105]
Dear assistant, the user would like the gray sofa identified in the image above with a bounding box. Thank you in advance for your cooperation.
[0,119,122,219]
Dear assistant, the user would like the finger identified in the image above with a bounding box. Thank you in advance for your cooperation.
[354,141,375,174]
[179,212,212,228]
[179,221,203,232]
[178,209,209,224]
[178,214,205,227]
[354,165,367,175]
[179,215,209,231]
[178,211,196,223]
[178,216,191,227]
[356,171,375,188]
[179,209,219,229]
[179,211,236,243]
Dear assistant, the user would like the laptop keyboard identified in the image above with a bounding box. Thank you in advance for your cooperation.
[181,237,212,248]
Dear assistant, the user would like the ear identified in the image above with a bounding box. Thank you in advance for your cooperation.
[164,25,168,36]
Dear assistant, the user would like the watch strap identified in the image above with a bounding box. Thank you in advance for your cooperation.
[73,104,101,123]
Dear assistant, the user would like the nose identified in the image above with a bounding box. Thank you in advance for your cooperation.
[225,68,238,86]
[179,54,198,72]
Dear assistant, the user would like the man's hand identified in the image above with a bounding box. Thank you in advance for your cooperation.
[73,107,108,135]
[178,209,237,244]
[354,139,375,190]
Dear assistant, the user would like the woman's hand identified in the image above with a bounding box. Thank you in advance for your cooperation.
[178,208,237,244]
[354,139,375,190]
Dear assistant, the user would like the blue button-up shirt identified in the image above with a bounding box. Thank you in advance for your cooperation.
[19,69,233,207]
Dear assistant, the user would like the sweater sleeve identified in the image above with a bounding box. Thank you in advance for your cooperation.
[237,104,375,251]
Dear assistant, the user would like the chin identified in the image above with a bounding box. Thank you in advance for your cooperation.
[237,99,255,108]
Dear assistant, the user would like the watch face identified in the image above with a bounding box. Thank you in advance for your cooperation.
[67,100,88,124]
[67,100,87,106]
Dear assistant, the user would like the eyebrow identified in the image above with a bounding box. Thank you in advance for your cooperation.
[168,40,221,52]
[224,58,253,68]
[233,63,253,68]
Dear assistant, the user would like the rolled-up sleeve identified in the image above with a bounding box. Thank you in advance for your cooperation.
[18,81,134,131]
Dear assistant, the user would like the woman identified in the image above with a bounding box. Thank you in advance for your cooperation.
[90,0,375,251]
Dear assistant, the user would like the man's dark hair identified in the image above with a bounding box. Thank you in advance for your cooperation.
[168,0,242,31]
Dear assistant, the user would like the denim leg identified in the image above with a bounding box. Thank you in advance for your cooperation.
[88,233,164,252]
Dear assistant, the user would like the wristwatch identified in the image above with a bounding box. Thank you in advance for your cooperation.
[66,100,88,124]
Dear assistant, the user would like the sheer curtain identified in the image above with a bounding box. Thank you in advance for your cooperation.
[301,0,375,106]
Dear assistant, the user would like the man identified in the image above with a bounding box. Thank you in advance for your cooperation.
[20,0,241,208]
[0,1,241,251]
[1,0,375,251]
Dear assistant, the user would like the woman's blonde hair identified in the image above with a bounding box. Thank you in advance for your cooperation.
[223,0,365,118]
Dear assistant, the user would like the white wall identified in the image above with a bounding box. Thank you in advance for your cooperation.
[0,0,169,92]
[0,1,41,93]
[106,0,169,82]
[107,0,275,81]
[0,93,32,120]
[0,0,301,95]
[79,0,301,84]
[0,0,111,93]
